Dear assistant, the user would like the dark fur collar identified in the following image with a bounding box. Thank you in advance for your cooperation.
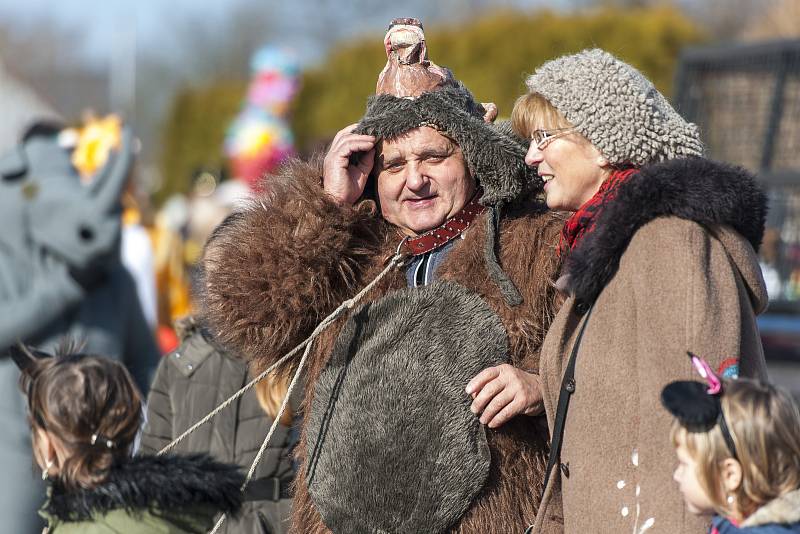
[44,453,244,522]
[563,157,767,306]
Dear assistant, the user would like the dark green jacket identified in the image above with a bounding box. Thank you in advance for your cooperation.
[40,454,243,533]
[141,318,298,534]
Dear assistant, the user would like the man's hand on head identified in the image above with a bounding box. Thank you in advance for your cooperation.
[323,124,377,205]
[465,364,544,428]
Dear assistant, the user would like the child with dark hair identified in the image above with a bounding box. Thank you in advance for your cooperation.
[12,343,244,533]
[662,354,800,533]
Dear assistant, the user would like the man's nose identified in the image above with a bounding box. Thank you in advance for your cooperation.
[525,141,543,167]
[405,163,428,190]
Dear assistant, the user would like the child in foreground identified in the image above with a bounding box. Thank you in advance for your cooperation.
[12,343,244,533]
[662,355,800,533]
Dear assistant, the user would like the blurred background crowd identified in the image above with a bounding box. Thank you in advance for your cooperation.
[1,0,799,411]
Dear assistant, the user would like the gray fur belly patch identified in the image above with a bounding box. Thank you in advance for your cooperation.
[305,281,508,534]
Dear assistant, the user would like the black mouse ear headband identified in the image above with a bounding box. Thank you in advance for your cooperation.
[661,352,738,460]
[8,344,51,374]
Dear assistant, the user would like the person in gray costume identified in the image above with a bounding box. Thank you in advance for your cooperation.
[203,19,565,533]
[0,121,159,533]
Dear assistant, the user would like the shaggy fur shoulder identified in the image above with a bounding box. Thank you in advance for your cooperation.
[563,157,767,307]
[202,157,391,373]
[499,205,565,365]
[44,454,244,521]
[742,489,800,527]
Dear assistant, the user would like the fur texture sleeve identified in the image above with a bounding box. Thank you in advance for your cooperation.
[499,207,565,371]
[202,158,388,372]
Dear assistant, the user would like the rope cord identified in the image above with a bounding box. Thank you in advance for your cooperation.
[157,345,301,456]
[145,250,403,532]
[209,302,332,532]
[157,253,405,457]
[207,253,405,533]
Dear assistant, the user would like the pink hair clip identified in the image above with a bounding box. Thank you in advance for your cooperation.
[687,351,722,395]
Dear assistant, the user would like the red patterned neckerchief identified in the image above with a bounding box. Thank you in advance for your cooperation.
[558,168,639,256]
[401,189,486,256]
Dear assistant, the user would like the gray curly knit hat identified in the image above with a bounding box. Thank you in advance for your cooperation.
[526,48,704,166]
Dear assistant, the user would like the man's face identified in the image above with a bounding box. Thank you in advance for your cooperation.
[376,126,475,236]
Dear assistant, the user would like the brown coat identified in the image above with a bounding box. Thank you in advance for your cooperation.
[533,158,769,533]
[203,159,565,533]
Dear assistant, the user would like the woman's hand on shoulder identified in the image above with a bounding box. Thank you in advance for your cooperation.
[465,364,544,429]
[322,124,376,205]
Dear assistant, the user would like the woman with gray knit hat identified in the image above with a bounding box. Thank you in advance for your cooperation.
[513,49,769,533]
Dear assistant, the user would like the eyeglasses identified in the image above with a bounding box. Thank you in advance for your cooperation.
[531,126,580,150]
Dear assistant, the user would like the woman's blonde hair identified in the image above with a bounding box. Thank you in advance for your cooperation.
[254,368,293,426]
[510,92,574,140]
[670,378,800,519]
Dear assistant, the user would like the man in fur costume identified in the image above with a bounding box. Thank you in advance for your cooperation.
[203,19,564,534]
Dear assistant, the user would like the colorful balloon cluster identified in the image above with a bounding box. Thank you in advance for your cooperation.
[225,46,300,189]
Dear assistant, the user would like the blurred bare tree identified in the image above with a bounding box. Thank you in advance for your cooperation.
[0,21,107,118]
[0,20,85,75]
[679,0,772,40]
[741,0,800,40]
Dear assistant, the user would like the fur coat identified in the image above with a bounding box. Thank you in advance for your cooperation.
[203,159,565,533]
[533,157,770,533]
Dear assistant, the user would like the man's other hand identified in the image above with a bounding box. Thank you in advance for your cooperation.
[465,364,544,428]
[323,124,376,205]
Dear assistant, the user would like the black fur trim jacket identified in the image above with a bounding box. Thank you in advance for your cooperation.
[40,454,244,533]
[561,157,767,308]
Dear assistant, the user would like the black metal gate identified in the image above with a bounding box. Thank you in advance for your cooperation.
[675,40,800,313]
[674,40,800,374]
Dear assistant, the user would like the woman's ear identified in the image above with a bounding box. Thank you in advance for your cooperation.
[721,458,743,493]
[587,142,610,170]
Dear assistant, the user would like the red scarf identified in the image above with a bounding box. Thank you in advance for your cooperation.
[558,168,639,256]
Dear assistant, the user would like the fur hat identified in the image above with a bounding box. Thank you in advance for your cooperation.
[356,83,538,208]
[354,19,539,208]
[525,48,704,166]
